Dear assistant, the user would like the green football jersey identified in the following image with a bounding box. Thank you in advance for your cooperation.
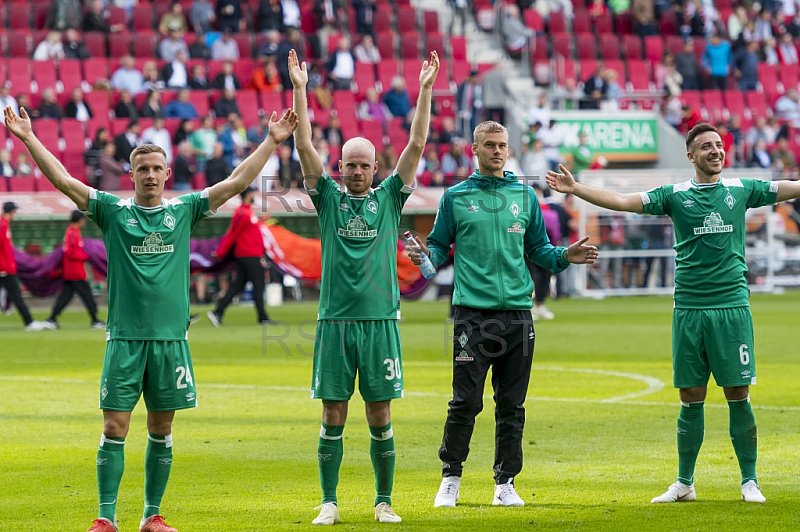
[84,188,215,340]
[640,178,777,309]
[308,172,414,320]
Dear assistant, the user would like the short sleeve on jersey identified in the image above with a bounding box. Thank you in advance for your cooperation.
[83,188,122,230]
[307,173,338,211]
[640,185,672,216]
[171,188,216,228]
[377,172,416,213]
[742,178,779,208]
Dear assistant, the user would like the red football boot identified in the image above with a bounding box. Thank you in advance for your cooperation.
[87,518,118,532]
[139,515,178,532]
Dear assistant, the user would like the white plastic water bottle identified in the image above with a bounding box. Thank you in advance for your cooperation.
[404,231,436,279]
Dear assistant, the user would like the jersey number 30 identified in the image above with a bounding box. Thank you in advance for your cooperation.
[384,358,402,380]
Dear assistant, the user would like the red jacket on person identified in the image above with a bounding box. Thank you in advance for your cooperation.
[216,204,266,259]
[63,225,89,281]
[0,217,16,275]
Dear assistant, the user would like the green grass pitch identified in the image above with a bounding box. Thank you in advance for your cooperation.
[2,294,800,531]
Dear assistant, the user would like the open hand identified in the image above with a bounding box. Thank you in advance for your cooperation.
[419,51,440,89]
[4,106,32,141]
[546,164,577,194]
[566,236,598,264]
[288,49,308,88]
[268,109,298,144]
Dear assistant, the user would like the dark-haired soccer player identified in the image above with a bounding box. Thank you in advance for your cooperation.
[5,105,297,532]
[547,122,800,504]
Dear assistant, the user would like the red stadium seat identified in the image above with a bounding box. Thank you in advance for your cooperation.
[702,90,724,122]
[259,91,282,115]
[426,33,444,57]
[551,33,572,59]
[623,35,643,60]
[450,60,471,84]
[604,60,626,82]
[576,34,596,60]
[450,36,467,61]
[360,120,384,147]
[8,31,33,57]
[107,6,127,27]
[659,11,677,35]
[723,90,746,121]
[402,68,420,100]
[681,90,701,110]
[33,1,49,30]
[234,58,254,86]
[354,62,376,97]
[616,12,633,34]
[188,92,209,117]
[664,35,683,57]
[132,4,154,31]
[779,67,799,93]
[599,34,620,60]
[377,59,399,86]
[61,119,86,153]
[33,62,57,94]
[373,11,391,34]
[234,34,253,58]
[0,178,7,193]
[7,59,32,94]
[396,7,417,34]
[758,63,779,93]
[387,118,407,147]
[745,91,769,119]
[8,4,32,30]
[532,34,548,60]
[572,9,590,35]
[595,12,613,34]
[376,32,395,59]
[109,32,132,57]
[59,59,83,94]
[548,12,566,33]
[36,176,59,192]
[627,60,651,91]
[401,33,420,59]
[83,33,106,57]
[8,178,36,192]
[85,92,111,122]
[132,33,156,58]
[423,11,439,34]
[83,58,109,86]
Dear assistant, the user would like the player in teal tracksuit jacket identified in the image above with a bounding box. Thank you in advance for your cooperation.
[413,121,598,507]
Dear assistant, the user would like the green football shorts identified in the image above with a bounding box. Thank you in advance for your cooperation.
[672,307,756,389]
[311,319,404,402]
[99,340,197,412]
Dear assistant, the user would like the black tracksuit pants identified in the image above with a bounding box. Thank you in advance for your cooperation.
[0,274,33,325]
[49,280,99,322]
[439,305,535,484]
[215,256,269,322]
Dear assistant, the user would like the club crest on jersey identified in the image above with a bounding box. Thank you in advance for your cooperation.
[131,232,175,254]
[508,221,524,233]
[724,191,736,209]
[693,212,733,235]
[337,215,377,239]
[163,213,176,230]
[510,201,521,218]
[367,200,378,214]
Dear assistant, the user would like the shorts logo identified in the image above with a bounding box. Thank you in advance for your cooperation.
[529,328,534,340]
[131,232,174,254]
[455,350,474,362]
[693,212,733,235]
[186,392,196,401]
[367,200,378,214]
[394,382,402,390]
[741,370,751,379]
[163,213,176,230]
[101,382,109,400]
[337,215,377,239]
[510,201,521,218]
[724,191,736,209]
[508,222,524,233]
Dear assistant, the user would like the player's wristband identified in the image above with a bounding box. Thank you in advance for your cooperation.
[560,247,569,264]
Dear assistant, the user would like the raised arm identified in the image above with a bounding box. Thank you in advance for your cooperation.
[5,107,90,210]
[207,109,298,211]
[396,51,440,186]
[288,49,325,189]
[776,180,800,202]
[546,164,644,213]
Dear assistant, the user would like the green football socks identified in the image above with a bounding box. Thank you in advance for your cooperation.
[676,401,704,486]
[143,433,173,520]
[318,423,344,504]
[369,423,395,506]
[97,434,125,522]
[728,397,758,484]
